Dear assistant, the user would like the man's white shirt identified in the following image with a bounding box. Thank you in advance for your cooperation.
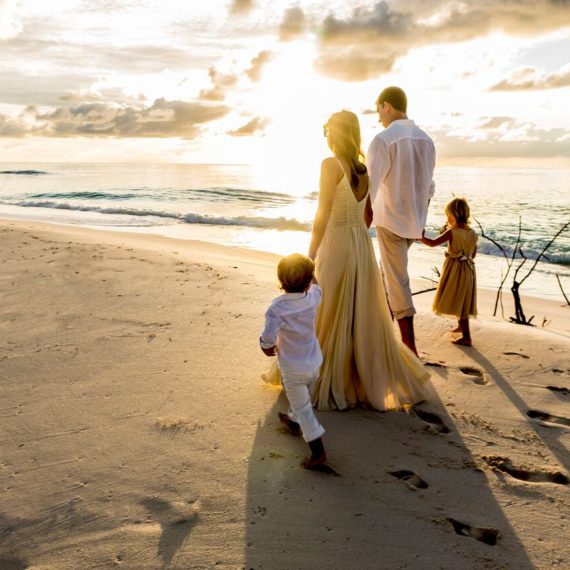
[368,119,435,239]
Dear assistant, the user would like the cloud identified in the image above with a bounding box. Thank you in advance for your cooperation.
[198,50,271,101]
[279,6,306,40]
[199,67,240,101]
[0,98,229,139]
[229,0,254,16]
[490,64,570,91]
[0,69,101,107]
[0,112,27,136]
[432,122,570,160]
[320,2,412,43]
[245,50,273,81]
[314,1,570,81]
[80,0,139,12]
[0,0,22,38]
[315,49,396,82]
[478,116,515,129]
[227,116,268,136]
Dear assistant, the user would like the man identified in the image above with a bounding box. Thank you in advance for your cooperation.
[367,86,435,356]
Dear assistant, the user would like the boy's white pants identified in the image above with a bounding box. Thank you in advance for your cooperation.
[281,368,325,443]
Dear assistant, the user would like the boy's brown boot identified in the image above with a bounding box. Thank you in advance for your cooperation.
[301,437,327,469]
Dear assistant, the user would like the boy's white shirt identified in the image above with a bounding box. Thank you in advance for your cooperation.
[260,284,322,375]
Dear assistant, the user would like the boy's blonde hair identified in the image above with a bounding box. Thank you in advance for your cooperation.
[445,197,471,225]
[277,253,314,293]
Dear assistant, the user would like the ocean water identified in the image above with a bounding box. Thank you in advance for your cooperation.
[1,162,569,302]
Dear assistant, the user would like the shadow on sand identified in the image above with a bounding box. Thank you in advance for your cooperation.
[244,379,535,570]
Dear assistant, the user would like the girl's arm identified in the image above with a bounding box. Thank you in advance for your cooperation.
[308,158,338,260]
[364,194,373,228]
[421,228,453,247]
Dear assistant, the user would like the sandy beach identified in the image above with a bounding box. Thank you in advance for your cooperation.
[1,218,569,570]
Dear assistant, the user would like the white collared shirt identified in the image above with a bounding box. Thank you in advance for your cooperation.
[260,284,322,374]
[368,119,436,239]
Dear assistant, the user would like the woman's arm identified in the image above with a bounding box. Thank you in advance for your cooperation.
[421,228,452,247]
[364,194,373,228]
[308,158,338,260]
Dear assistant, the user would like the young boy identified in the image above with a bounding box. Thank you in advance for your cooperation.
[259,253,327,469]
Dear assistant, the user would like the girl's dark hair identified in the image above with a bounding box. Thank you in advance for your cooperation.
[325,110,367,193]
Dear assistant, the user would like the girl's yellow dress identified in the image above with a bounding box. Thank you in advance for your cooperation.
[433,227,478,318]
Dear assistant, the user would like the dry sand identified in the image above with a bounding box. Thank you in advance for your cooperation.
[0,219,569,570]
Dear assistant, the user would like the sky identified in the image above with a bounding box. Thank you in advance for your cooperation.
[1,0,569,170]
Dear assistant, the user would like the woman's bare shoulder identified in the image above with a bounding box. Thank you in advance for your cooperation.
[321,156,341,171]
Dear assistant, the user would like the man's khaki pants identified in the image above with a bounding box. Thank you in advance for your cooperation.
[376,226,416,320]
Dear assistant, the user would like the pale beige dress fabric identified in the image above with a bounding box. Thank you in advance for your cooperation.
[433,227,478,319]
[311,171,430,411]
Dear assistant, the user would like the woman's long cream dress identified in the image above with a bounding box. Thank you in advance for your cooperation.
[312,172,430,411]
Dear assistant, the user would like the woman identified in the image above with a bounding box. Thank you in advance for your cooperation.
[309,110,429,411]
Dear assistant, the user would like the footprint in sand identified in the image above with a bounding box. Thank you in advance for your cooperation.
[389,470,428,490]
[459,366,489,385]
[482,455,569,485]
[447,517,501,546]
[546,386,569,396]
[414,407,451,434]
[424,361,447,368]
[527,409,570,428]
[503,351,530,359]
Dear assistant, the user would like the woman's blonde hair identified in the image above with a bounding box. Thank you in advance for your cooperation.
[277,253,314,293]
[445,197,471,225]
[325,110,367,192]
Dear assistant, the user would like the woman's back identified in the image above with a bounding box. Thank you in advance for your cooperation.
[313,161,429,411]
[327,162,369,230]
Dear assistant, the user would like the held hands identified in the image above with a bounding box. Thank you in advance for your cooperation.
[261,345,277,357]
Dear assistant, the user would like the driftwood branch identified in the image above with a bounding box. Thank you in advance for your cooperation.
[519,220,570,287]
[473,216,517,317]
[556,274,570,306]
[412,286,437,296]
[412,267,439,296]
[475,217,570,325]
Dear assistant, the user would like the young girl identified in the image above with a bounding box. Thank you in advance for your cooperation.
[421,197,478,346]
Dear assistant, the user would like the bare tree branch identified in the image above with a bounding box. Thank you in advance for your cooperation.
[556,274,570,306]
[518,220,570,286]
[473,216,518,316]
[412,286,437,296]
[475,217,569,325]
[473,216,510,261]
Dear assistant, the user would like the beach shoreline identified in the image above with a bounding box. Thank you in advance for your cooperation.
[1,216,569,326]
[1,218,569,569]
